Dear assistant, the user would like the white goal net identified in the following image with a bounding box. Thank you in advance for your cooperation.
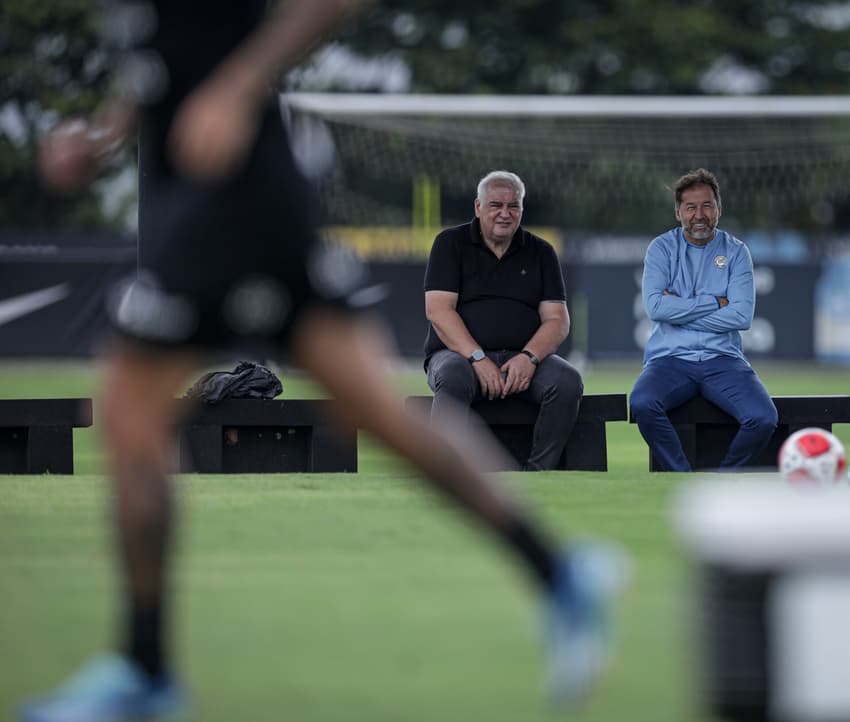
[284,93,850,237]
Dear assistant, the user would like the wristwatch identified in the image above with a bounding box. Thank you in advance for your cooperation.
[521,349,539,366]
[468,348,486,363]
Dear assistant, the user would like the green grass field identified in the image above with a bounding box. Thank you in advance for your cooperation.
[0,360,847,722]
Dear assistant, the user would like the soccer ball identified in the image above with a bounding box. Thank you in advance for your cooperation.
[778,427,847,484]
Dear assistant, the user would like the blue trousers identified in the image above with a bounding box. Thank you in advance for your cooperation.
[426,349,583,471]
[629,355,778,472]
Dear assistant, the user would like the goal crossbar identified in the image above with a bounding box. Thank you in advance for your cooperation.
[284,93,850,118]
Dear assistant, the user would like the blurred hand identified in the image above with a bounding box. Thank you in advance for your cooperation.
[662,289,679,297]
[167,76,261,181]
[38,118,103,194]
[500,354,535,397]
[717,296,729,307]
[39,103,134,194]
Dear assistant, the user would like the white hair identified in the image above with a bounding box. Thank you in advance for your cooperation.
[476,170,526,206]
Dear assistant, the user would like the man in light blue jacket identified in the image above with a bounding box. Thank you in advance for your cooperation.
[630,168,777,471]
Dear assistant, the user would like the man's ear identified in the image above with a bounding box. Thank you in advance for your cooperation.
[474,198,481,218]
[674,205,681,222]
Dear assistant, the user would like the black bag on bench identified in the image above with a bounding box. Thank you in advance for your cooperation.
[184,362,282,404]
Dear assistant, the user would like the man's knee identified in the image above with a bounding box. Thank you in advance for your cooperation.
[429,352,477,400]
[743,403,779,436]
[538,358,582,400]
[629,386,665,420]
[554,367,583,407]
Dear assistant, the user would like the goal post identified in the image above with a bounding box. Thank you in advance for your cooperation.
[283,92,850,240]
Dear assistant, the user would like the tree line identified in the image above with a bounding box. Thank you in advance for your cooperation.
[2,0,849,231]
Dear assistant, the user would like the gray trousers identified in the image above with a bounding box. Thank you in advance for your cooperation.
[426,349,583,470]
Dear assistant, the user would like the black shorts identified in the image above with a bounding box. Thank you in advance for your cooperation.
[108,105,370,353]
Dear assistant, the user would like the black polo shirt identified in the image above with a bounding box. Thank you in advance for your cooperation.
[423,218,566,361]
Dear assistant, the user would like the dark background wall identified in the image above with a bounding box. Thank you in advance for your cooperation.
[581,262,821,360]
[0,233,826,361]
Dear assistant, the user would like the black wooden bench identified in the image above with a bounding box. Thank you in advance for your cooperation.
[405,394,628,471]
[629,395,850,471]
[0,398,93,474]
[177,399,357,473]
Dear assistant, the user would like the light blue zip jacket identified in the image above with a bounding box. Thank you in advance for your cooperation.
[642,227,754,365]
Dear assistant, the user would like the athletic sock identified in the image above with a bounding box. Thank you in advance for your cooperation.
[125,601,165,679]
[500,516,560,590]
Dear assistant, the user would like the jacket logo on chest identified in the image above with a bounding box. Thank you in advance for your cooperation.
[714,255,728,269]
[520,269,527,275]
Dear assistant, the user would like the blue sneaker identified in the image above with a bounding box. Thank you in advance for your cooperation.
[545,542,631,705]
[20,654,187,722]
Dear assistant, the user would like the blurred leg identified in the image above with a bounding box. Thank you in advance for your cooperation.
[296,312,518,524]
[22,345,201,722]
[99,343,201,677]
[293,308,631,706]
[292,309,559,580]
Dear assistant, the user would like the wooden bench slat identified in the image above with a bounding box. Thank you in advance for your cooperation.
[630,395,850,426]
[178,399,336,426]
[772,395,850,423]
[0,399,93,427]
[408,394,628,424]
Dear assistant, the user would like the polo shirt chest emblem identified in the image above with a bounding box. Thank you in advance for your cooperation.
[714,255,728,269]
[521,269,527,275]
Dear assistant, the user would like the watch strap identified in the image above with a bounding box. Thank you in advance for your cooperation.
[521,349,539,366]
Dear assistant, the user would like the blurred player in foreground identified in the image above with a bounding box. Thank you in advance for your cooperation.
[28,1,628,719]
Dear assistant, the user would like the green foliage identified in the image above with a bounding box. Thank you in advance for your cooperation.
[4,1,850,230]
[344,0,850,95]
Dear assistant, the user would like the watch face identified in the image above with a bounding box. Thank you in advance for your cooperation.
[470,349,486,362]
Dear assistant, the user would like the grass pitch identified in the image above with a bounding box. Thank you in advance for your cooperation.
[0,360,847,722]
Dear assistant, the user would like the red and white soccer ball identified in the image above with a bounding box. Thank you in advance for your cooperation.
[778,427,847,484]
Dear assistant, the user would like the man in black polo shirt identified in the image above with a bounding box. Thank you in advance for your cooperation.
[424,170,583,471]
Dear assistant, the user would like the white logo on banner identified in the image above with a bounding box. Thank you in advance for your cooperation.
[0,283,70,327]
